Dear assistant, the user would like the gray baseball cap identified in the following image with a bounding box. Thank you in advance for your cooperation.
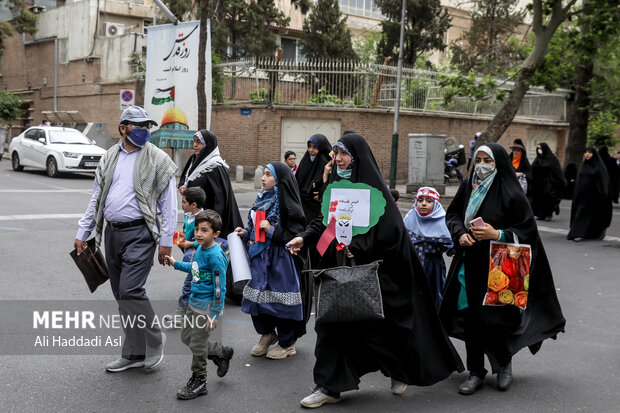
[119,105,158,126]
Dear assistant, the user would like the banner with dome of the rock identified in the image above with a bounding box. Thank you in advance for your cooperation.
[145,20,211,130]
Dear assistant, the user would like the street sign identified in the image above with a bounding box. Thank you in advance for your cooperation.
[120,89,135,110]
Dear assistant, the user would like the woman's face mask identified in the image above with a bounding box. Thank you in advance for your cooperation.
[337,167,352,179]
[537,148,543,156]
[475,162,495,181]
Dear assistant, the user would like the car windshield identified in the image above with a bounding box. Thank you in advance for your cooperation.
[49,130,92,145]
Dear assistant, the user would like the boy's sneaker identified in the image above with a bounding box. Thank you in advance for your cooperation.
[251,332,278,356]
[177,374,207,400]
[210,346,234,377]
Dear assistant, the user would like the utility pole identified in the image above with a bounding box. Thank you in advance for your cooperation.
[389,0,406,189]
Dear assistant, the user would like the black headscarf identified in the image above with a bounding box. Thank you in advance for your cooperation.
[567,147,613,239]
[441,143,565,372]
[300,133,463,390]
[531,142,566,218]
[295,134,331,201]
[599,146,620,203]
[178,130,243,237]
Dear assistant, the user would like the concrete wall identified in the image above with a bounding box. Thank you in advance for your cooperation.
[203,105,569,183]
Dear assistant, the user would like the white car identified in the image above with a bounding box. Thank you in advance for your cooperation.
[10,126,107,177]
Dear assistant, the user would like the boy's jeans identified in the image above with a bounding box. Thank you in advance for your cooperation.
[178,247,196,309]
[180,307,223,376]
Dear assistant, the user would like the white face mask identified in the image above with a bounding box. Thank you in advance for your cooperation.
[475,162,496,181]
[537,149,543,156]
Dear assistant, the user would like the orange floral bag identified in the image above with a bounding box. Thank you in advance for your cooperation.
[483,237,531,310]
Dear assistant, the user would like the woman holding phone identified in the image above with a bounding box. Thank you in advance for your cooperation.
[439,143,565,396]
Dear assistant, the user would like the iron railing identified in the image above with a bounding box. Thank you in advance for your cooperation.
[213,59,570,122]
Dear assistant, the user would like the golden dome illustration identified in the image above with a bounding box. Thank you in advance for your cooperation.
[160,107,189,129]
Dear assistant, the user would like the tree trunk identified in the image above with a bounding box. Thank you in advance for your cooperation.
[565,5,595,167]
[197,1,209,130]
[479,0,572,144]
[565,60,593,166]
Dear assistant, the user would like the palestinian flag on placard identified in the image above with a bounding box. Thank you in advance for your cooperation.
[151,86,175,105]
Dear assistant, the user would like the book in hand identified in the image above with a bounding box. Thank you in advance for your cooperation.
[69,238,109,293]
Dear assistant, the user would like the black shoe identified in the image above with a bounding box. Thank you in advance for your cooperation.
[210,346,234,377]
[459,375,484,395]
[598,229,606,240]
[176,374,207,400]
[497,363,513,391]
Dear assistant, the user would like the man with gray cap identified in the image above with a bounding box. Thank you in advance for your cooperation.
[74,105,178,372]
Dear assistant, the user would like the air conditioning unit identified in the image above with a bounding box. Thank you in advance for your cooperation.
[104,22,125,37]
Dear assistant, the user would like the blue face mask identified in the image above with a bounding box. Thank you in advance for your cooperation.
[127,126,150,147]
[337,167,352,179]
[310,155,316,162]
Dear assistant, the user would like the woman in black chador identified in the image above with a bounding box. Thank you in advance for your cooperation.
[179,130,244,302]
[179,130,243,236]
[295,134,332,268]
[508,139,533,204]
[288,133,463,408]
[531,143,566,221]
[567,147,613,242]
[439,143,565,396]
[598,146,619,204]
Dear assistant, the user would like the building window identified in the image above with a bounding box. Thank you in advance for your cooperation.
[338,0,383,19]
[281,38,297,61]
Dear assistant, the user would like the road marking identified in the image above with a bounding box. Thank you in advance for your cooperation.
[0,213,84,221]
[0,226,24,231]
[538,225,620,242]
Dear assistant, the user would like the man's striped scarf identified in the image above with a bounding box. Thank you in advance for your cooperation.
[93,142,177,246]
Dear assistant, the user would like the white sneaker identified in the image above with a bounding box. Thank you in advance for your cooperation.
[391,378,408,395]
[300,390,341,408]
[105,358,144,372]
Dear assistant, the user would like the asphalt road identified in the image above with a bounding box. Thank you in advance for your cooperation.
[0,162,618,412]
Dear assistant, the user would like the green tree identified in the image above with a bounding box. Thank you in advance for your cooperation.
[375,0,451,66]
[353,32,381,64]
[0,91,25,125]
[0,0,39,56]
[439,1,580,145]
[299,0,356,60]
[450,0,526,75]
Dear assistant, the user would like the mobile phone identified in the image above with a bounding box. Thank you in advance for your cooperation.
[469,217,485,228]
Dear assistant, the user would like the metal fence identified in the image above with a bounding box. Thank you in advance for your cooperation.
[213,59,570,122]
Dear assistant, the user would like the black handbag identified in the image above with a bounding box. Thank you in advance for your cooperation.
[305,259,384,324]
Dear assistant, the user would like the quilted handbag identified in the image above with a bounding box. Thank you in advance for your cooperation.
[305,260,384,324]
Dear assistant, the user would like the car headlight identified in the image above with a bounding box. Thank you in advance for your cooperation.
[63,152,79,158]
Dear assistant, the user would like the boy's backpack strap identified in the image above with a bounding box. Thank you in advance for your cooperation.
[214,270,221,300]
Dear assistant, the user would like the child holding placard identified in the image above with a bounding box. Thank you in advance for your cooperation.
[234,162,310,360]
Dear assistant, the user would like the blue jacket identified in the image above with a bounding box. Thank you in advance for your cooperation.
[174,243,228,317]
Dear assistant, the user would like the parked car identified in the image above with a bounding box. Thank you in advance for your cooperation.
[10,126,106,177]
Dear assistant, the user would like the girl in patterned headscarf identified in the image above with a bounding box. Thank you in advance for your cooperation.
[234,162,310,360]
[404,187,454,309]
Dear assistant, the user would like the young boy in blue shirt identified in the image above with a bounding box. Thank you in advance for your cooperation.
[165,209,234,400]
[175,187,205,319]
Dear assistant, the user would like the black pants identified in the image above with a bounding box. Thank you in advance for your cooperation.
[463,308,511,378]
[251,314,296,347]
[105,224,162,360]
